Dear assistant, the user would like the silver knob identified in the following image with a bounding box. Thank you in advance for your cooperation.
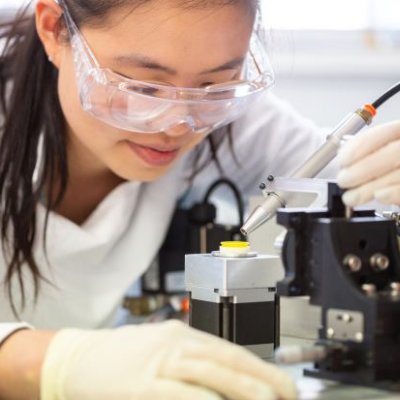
[343,254,362,272]
[370,253,390,271]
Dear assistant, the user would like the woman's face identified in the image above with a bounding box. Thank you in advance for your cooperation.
[55,2,255,181]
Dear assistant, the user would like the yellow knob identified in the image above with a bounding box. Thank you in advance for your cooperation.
[220,241,249,248]
[219,241,251,257]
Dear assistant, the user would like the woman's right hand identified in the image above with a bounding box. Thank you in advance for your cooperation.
[337,121,400,206]
[41,320,297,400]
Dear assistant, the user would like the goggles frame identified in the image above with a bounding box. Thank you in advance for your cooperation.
[54,0,275,133]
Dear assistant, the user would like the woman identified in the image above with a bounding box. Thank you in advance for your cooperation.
[0,0,398,399]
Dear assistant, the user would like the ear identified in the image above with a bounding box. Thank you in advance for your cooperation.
[35,0,64,68]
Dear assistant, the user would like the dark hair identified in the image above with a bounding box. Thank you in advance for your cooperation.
[0,0,256,316]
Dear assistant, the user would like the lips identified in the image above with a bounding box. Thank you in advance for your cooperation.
[126,141,181,167]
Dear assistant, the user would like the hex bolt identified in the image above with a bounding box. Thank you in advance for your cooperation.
[355,332,364,342]
[342,314,353,323]
[390,282,400,296]
[362,283,376,295]
[391,282,400,291]
[370,253,390,271]
[343,254,362,272]
[327,328,335,338]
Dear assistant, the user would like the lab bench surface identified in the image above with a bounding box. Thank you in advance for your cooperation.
[283,364,400,400]
[280,337,400,400]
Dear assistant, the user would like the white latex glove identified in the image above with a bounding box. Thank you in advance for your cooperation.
[41,320,296,400]
[337,121,400,206]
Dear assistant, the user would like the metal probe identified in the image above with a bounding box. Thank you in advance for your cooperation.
[241,106,375,236]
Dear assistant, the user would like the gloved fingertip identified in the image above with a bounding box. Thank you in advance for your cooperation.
[269,375,297,400]
[282,380,298,400]
[253,387,277,400]
[336,169,352,188]
[342,190,360,207]
[337,147,354,167]
[374,188,392,203]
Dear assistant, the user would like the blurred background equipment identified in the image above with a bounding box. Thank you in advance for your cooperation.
[122,178,245,323]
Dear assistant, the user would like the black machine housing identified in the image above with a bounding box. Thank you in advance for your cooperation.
[277,183,400,389]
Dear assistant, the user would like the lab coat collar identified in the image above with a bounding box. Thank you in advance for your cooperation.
[35,180,142,264]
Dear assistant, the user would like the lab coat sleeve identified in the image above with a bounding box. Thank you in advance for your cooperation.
[0,322,33,346]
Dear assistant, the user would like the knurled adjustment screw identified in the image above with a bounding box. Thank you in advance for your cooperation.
[370,253,390,271]
[343,254,362,272]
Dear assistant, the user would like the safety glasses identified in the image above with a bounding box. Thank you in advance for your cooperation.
[55,0,274,134]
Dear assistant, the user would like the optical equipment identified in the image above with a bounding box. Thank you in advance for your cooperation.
[242,81,400,236]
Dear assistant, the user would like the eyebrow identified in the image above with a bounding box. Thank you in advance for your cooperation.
[111,54,245,75]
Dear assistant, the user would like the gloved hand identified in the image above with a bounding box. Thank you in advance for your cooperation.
[41,320,296,400]
[337,121,400,206]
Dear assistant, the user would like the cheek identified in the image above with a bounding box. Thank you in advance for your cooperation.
[57,47,86,127]
[182,133,208,153]
[55,48,208,182]
[57,47,122,150]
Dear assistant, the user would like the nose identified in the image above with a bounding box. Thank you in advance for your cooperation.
[163,120,195,137]
[161,101,197,137]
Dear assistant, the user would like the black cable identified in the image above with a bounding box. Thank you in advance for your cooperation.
[372,81,400,109]
[203,178,245,226]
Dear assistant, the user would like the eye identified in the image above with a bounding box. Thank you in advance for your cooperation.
[115,78,173,96]
[135,86,160,96]
[200,82,215,88]
[119,80,175,99]
[121,83,160,96]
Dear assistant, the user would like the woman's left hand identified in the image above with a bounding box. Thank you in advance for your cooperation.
[337,121,400,206]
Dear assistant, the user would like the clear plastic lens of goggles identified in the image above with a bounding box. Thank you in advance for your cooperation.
[79,75,265,133]
[69,7,274,133]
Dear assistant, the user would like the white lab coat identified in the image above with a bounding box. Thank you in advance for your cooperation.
[0,93,337,342]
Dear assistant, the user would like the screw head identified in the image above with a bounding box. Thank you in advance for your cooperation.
[390,282,400,292]
[355,332,364,342]
[362,283,376,295]
[370,253,390,271]
[327,328,335,338]
[343,254,362,272]
[342,314,353,323]
[390,282,400,297]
